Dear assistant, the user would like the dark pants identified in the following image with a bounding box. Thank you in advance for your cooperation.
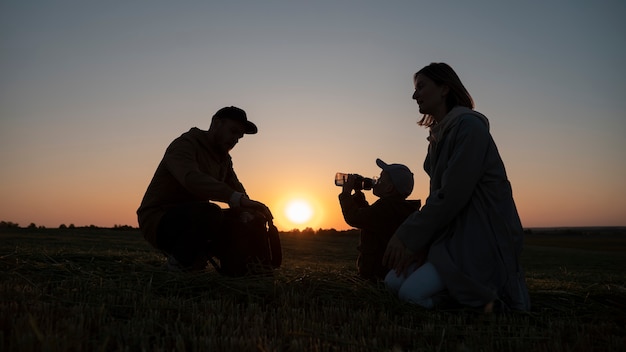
[156,202,224,269]
[357,231,392,281]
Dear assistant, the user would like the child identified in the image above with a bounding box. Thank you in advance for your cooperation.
[339,159,420,281]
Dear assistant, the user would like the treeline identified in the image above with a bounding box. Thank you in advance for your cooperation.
[0,220,358,236]
[284,227,359,237]
[0,221,136,231]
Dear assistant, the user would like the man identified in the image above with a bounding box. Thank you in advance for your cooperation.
[137,106,272,271]
[339,159,421,281]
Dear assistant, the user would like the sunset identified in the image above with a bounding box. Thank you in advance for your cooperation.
[284,199,313,225]
[2,2,626,350]
[1,1,625,231]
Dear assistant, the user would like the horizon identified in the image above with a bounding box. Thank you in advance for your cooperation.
[1,1,625,231]
[2,220,626,234]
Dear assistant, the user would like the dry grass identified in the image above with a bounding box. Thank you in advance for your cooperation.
[1,228,625,351]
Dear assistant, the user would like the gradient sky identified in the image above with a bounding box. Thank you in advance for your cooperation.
[1,1,625,231]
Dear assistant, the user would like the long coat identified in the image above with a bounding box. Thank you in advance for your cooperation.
[395,107,530,310]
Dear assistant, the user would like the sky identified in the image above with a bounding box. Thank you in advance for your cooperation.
[1,0,625,231]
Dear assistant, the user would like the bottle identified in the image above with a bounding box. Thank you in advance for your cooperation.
[334,173,378,190]
[359,176,378,190]
[335,172,350,186]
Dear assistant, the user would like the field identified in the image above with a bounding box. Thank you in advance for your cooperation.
[1,227,625,351]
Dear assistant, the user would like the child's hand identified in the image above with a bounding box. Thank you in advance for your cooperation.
[341,174,358,194]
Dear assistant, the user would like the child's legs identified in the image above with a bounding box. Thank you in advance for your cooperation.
[397,262,445,309]
[358,231,391,280]
[357,251,390,281]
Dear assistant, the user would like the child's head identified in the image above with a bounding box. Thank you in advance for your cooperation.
[373,159,414,199]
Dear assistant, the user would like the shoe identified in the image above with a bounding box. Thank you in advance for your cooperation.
[166,254,208,272]
[483,299,510,314]
[166,255,184,272]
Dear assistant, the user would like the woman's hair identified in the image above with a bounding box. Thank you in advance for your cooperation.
[414,63,474,127]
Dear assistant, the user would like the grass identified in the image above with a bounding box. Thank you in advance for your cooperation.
[1,227,625,351]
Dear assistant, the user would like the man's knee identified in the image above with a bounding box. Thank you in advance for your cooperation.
[156,202,225,256]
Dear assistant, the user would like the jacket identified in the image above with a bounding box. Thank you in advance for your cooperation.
[340,192,420,239]
[395,107,530,310]
[137,127,246,248]
[340,191,421,279]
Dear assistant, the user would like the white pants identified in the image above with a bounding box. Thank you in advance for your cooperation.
[384,262,445,309]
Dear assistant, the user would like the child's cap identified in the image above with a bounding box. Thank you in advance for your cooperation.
[376,158,414,197]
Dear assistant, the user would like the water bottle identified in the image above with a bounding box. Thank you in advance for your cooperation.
[334,172,378,190]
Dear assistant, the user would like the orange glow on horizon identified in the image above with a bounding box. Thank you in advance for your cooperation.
[285,199,313,224]
[270,192,329,231]
[3,157,625,231]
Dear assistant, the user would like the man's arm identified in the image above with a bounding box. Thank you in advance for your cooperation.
[163,137,237,203]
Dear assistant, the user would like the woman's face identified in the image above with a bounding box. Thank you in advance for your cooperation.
[412,74,448,117]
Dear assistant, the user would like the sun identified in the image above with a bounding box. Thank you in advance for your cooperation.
[284,199,314,224]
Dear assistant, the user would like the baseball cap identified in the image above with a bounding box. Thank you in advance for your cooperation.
[212,106,258,134]
[376,158,414,197]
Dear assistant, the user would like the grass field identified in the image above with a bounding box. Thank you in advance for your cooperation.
[1,227,625,351]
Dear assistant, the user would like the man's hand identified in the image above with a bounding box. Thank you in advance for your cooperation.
[383,235,418,277]
[240,196,273,220]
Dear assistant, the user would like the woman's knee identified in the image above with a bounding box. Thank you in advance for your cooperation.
[396,263,444,308]
[397,284,430,306]
[384,270,403,294]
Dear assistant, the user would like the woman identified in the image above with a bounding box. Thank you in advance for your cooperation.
[382,63,530,312]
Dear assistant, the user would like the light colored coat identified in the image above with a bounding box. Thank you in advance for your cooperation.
[396,107,530,310]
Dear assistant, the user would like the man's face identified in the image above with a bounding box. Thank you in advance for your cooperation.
[211,119,246,153]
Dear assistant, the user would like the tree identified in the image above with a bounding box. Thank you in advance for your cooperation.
[59,224,67,229]
[317,228,339,236]
[0,221,20,228]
